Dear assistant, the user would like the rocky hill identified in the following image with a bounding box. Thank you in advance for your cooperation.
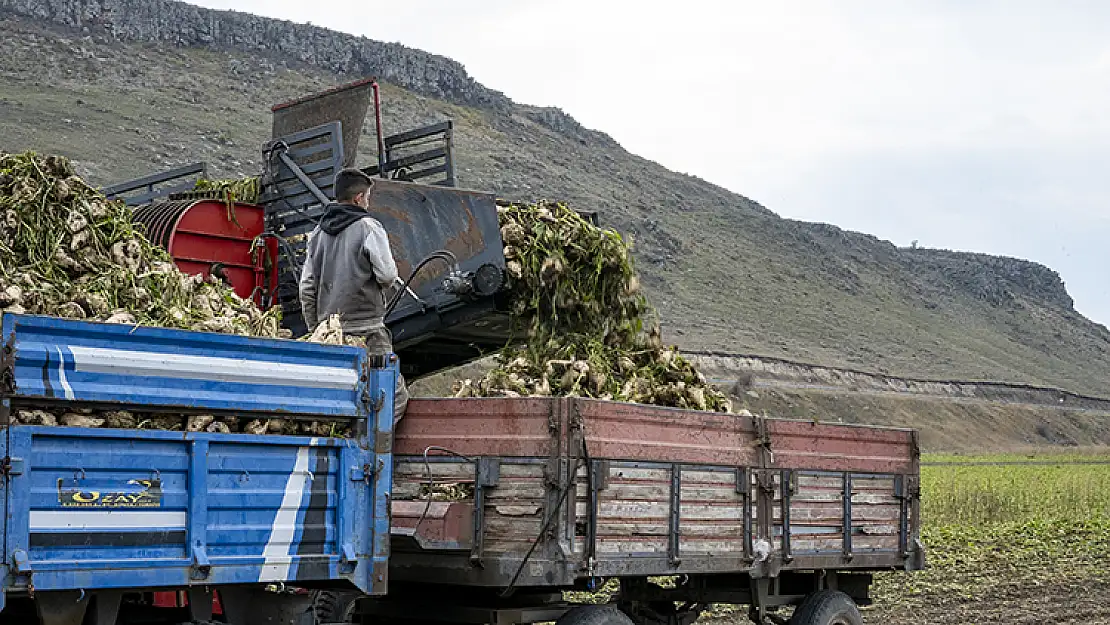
[3,1,1110,396]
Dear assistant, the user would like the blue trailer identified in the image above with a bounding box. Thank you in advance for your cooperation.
[0,314,396,625]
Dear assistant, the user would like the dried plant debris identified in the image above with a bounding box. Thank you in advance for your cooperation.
[13,409,351,438]
[193,176,261,205]
[307,313,367,347]
[417,482,476,502]
[455,200,730,412]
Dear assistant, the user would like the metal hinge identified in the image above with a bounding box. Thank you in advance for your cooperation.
[470,457,501,567]
[350,464,375,483]
[752,415,774,465]
[191,545,211,580]
[1,341,15,388]
[339,542,357,572]
[1,456,24,478]
[11,549,31,574]
[894,475,921,499]
[756,469,775,495]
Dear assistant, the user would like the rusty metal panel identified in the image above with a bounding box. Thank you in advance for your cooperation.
[849,475,901,553]
[483,462,546,554]
[395,398,555,458]
[573,399,760,466]
[786,471,905,556]
[678,469,746,557]
[765,419,916,473]
[789,471,845,555]
[388,397,923,584]
[590,464,671,556]
[392,457,549,555]
[270,77,372,169]
[391,501,473,550]
[399,398,917,473]
[392,458,475,501]
[366,180,500,300]
[366,179,511,375]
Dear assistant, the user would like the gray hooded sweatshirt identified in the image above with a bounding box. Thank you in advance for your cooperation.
[299,202,399,335]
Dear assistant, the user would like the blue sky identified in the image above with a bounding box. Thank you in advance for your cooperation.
[194,0,1110,324]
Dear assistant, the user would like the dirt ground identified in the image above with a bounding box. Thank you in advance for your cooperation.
[696,520,1110,624]
[865,575,1110,624]
[698,573,1110,625]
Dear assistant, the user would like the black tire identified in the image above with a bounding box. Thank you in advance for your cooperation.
[312,590,363,624]
[557,605,636,625]
[789,590,862,625]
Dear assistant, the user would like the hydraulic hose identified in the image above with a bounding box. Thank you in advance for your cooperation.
[384,250,459,318]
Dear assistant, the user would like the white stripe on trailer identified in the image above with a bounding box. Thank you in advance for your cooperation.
[30,510,187,530]
[55,346,75,400]
[259,446,311,582]
[67,345,357,390]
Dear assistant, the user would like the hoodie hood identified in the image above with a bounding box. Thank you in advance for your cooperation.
[318,202,367,236]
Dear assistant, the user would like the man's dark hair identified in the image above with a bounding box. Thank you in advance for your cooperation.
[334,168,375,203]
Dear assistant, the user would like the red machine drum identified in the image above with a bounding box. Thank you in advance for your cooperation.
[132,198,277,307]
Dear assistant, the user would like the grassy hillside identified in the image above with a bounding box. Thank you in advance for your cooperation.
[4,14,1110,395]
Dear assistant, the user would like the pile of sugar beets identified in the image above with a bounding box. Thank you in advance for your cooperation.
[0,151,729,437]
[455,200,731,413]
[0,151,358,436]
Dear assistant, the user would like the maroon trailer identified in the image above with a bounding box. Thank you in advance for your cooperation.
[338,398,923,625]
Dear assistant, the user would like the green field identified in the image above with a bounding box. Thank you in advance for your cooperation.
[579,453,1110,623]
[864,454,1110,624]
[922,454,1110,525]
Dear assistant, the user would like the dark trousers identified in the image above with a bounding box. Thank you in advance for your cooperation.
[363,327,409,425]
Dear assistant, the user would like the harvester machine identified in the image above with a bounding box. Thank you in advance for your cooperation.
[107,78,516,379]
[261,78,513,378]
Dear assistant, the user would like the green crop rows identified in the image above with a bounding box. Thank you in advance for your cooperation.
[922,455,1110,525]
[706,453,1110,622]
[864,452,1110,623]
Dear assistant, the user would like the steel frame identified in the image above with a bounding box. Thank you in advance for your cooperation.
[102,162,209,207]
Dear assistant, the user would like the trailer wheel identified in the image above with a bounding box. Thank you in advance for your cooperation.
[557,605,636,625]
[788,590,862,625]
[311,590,362,624]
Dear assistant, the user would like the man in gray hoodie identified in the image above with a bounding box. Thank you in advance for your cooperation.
[299,168,409,424]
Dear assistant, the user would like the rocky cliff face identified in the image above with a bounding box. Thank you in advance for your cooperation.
[902,248,1074,310]
[796,219,1074,311]
[0,0,511,109]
